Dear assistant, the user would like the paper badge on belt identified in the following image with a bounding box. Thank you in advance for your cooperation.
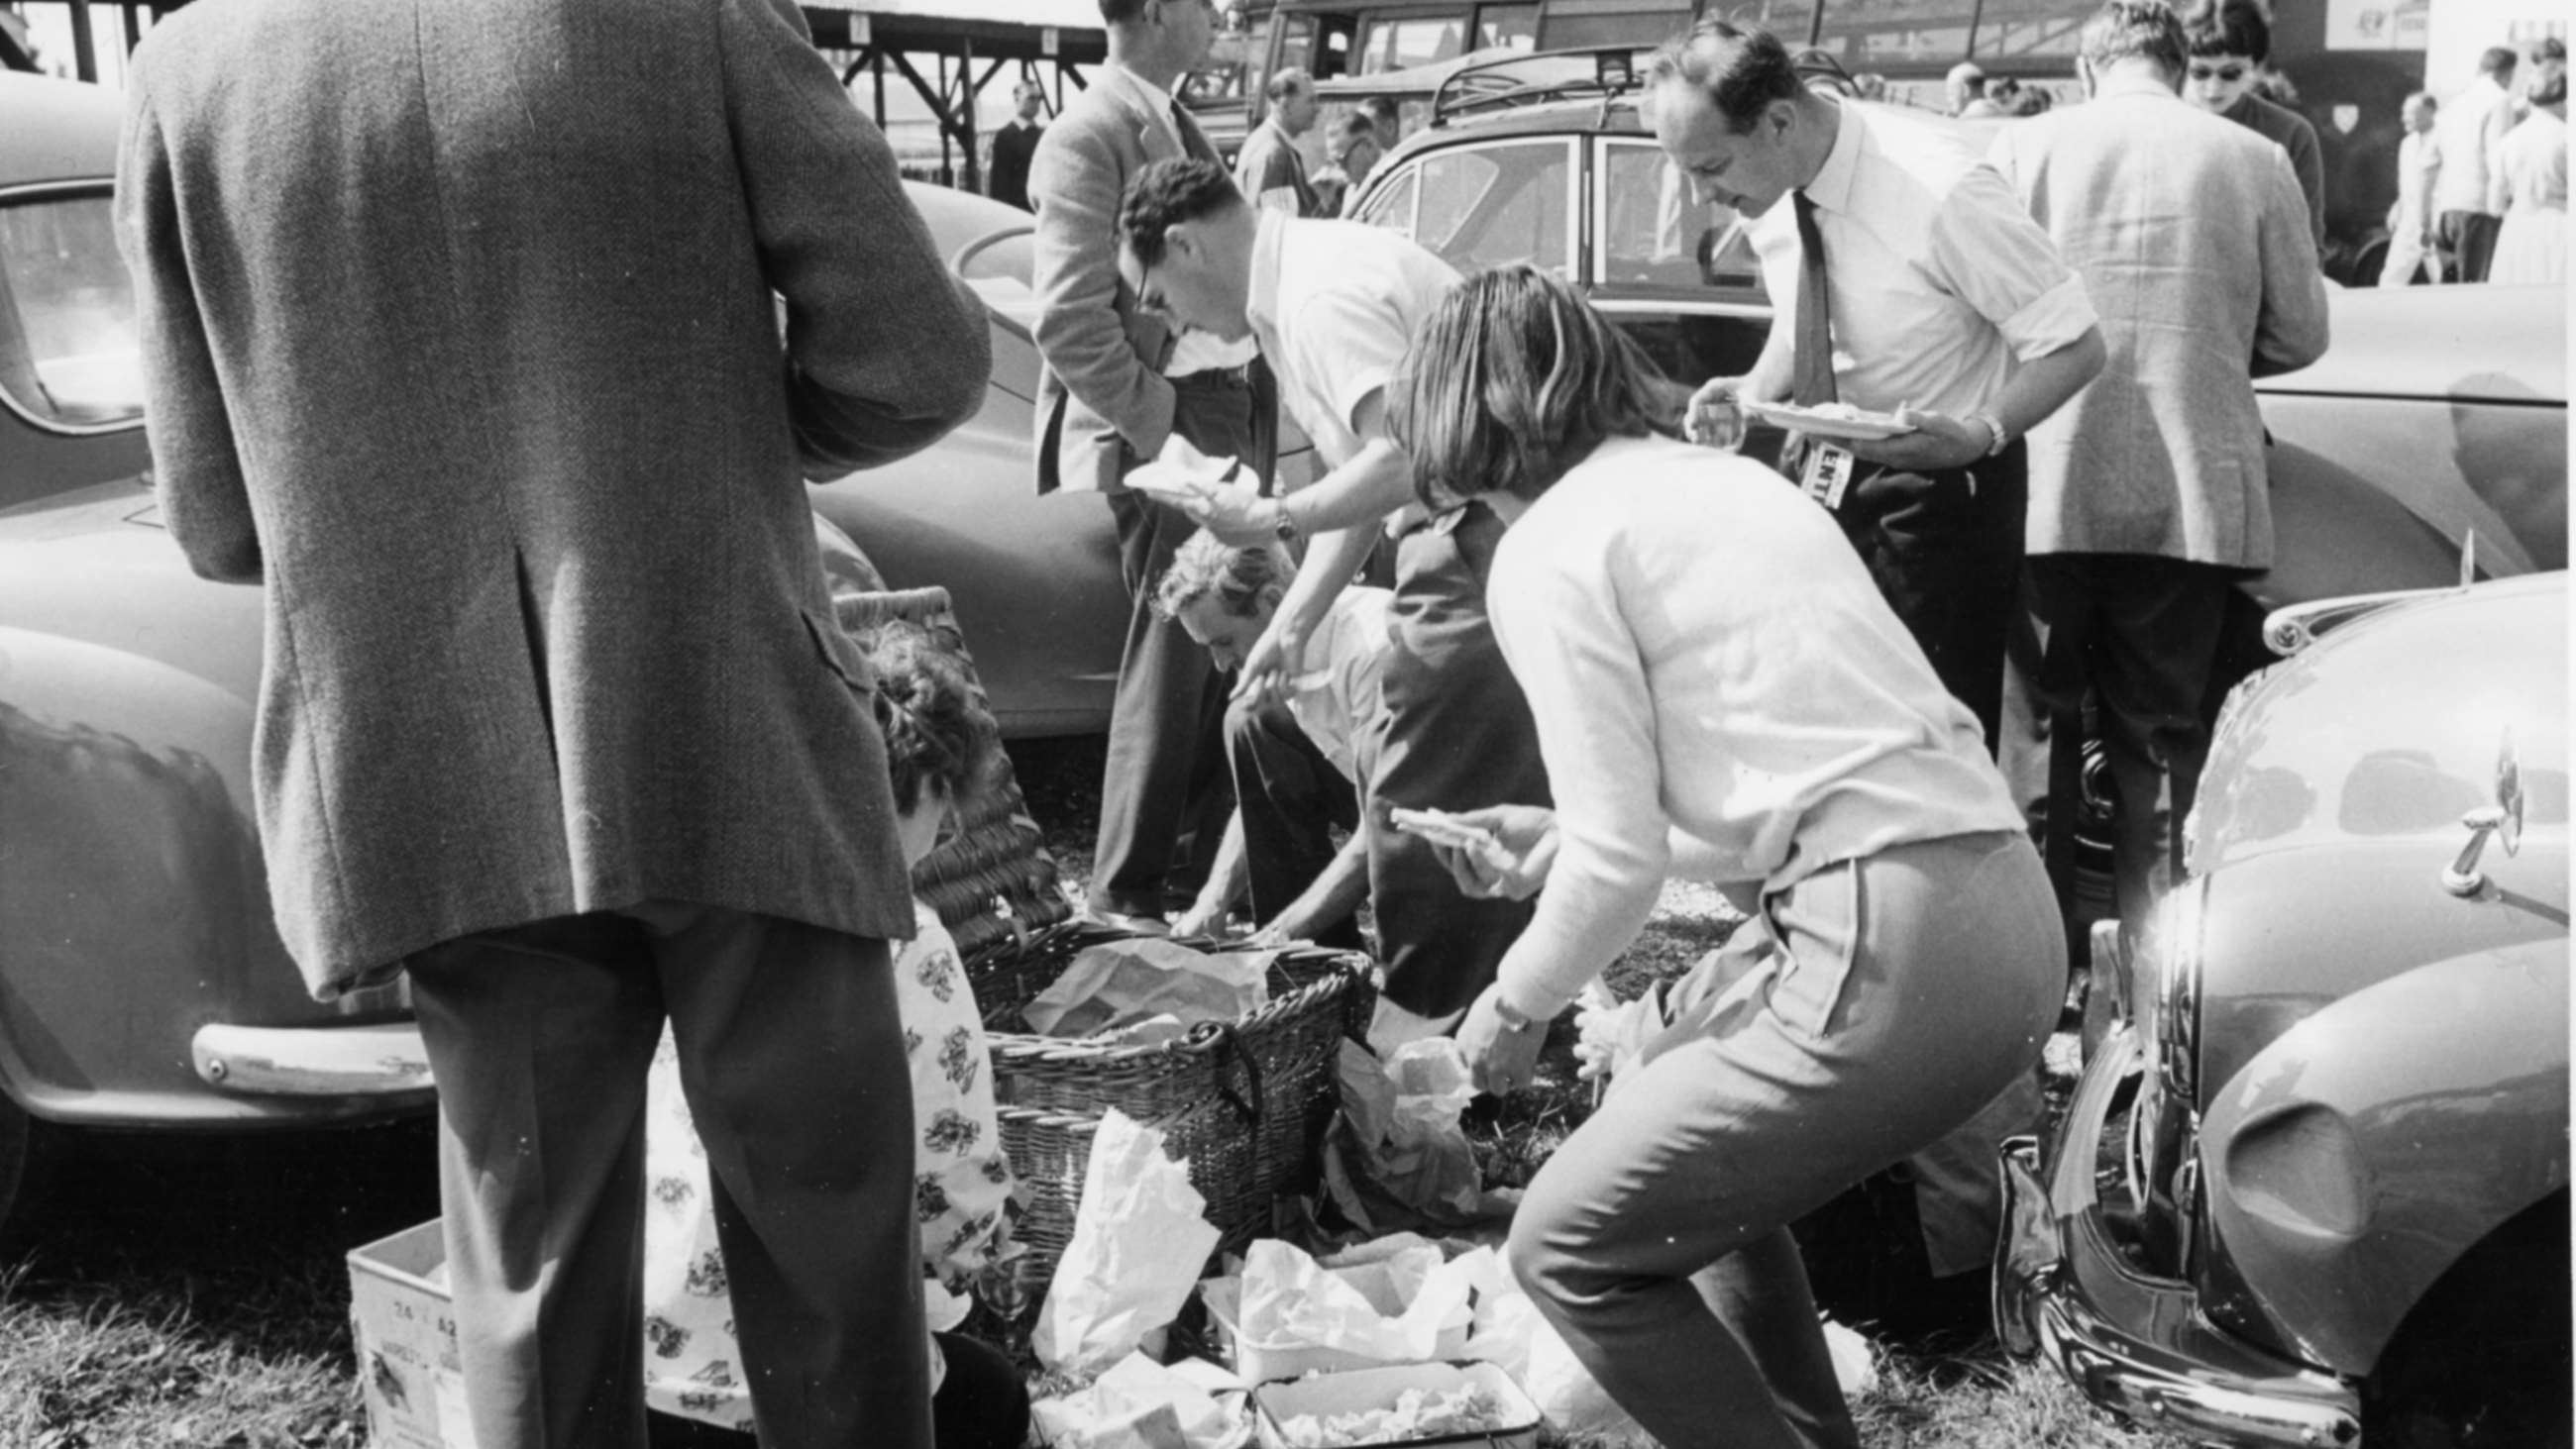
[1798,442,1856,510]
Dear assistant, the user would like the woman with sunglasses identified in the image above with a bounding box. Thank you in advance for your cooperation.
[2181,0,2325,252]
[1391,265,2064,1449]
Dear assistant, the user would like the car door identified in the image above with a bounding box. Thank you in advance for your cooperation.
[1586,135,1773,388]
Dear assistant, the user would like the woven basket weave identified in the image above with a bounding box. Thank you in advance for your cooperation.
[834,580,1372,1292]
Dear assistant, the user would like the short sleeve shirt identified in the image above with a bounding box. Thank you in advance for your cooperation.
[1287,584,1393,782]
[1246,211,1463,468]
[1753,99,2096,419]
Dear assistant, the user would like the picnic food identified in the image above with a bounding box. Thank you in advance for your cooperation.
[1272,1384,1508,1447]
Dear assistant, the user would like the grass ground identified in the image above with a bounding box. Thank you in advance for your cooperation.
[0,735,2187,1448]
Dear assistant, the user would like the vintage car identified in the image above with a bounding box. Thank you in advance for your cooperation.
[0,71,1139,1233]
[1339,50,2568,607]
[1995,569,2570,1448]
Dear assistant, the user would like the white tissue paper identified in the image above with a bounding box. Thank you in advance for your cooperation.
[1021,939,1272,1039]
[1033,1110,1225,1377]
[1030,1350,1252,1449]
[1225,1236,1477,1382]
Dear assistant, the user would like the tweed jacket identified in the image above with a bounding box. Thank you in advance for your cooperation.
[116,0,991,998]
[1027,64,1207,495]
[1989,74,2329,569]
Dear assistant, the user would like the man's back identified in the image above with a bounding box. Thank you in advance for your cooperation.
[2433,75,2511,213]
[121,0,989,988]
[1990,76,2326,569]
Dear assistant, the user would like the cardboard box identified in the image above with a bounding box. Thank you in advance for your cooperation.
[347,1219,479,1449]
[1251,1361,1540,1449]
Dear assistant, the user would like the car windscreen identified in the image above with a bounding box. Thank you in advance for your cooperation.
[0,187,144,432]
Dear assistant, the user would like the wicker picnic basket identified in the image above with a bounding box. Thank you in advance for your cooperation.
[834,580,1374,1294]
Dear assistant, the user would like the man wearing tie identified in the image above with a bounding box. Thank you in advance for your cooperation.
[1029,0,1279,932]
[1654,18,2103,755]
[1645,17,2104,1335]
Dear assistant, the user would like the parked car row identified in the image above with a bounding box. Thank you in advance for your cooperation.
[1,65,2566,1449]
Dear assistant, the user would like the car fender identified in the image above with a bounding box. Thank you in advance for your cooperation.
[2199,936,2570,1377]
[0,626,356,1124]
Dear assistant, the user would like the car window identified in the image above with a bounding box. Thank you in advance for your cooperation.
[1596,140,1767,298]
[1474,2,1540,51]
[1357,14,1469,74]
[1414,141,1570,275]
[0,190,143,432]
[1354,165,1420,235]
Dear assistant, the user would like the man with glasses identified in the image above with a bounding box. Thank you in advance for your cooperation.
[1028,0,1280,935]
[2180,0,2325,253]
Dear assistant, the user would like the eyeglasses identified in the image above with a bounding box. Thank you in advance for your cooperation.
[2188,62,2250,83]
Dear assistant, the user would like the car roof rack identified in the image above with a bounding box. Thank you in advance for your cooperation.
[1430,46,1649,128]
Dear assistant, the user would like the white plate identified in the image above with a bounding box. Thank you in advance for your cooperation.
[1740,399,1917,441]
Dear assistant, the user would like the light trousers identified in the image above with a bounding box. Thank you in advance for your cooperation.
[1508,830,2064,1449]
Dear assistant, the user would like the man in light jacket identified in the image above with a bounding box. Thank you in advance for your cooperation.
[1989,0,2328,939]
[116,1,991,1445]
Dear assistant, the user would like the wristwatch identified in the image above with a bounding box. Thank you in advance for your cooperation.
[1265,497,1301,546]
[1966,408,2011,459]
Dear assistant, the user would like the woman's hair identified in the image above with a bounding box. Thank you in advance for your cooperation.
[1152,530,1291,622]
[865,619,999,817]
[1388,264,1678,509]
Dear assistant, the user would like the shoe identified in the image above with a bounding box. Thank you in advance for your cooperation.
[1093,909,1171,937]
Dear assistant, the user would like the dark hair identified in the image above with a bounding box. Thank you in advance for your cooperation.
[1389,264,1677,509]
[1646,18,1803,135]
[2082,0,2188,75]
[1152,531,1291,621]
[2182,0,2269,62]
[1120,157,1244,270]
[2478,45,2520,76]
[1333,110,1378,143]
[866,620,999,816]
[2529,38,2566,64]
[1100,0,1149,25]
[1264,66,1313,104]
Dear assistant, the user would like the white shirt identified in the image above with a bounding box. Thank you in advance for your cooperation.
[1098,65,1259,377]
[2395,130,2440,233]
[1753,100,2096,418]
[2432,74,2514,216]
[1286,585,1392,783]
[1486,435,2027,1016]
[1244,210,1461,468]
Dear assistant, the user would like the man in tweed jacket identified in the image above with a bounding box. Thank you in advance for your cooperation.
[1988,0,2326,939]
[115,1,989,1445]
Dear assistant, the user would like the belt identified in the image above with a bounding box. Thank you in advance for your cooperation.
[1168,361,1258,387]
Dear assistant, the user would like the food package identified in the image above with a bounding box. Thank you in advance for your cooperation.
[1216,1236,1477,1383]
[1030,1350,1253,1449]
[1249,1361,1541,1449]
[1022,939,1274,1039]
[1034,1110,1225,1376]
[1321,1039,1515,1230]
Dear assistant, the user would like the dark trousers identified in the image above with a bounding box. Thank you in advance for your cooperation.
[1833,443,2028,755]
[2437,209,2502,284]
[407,903,925,1449]
[1365,501,1551,1017]
[1225,691,1364,950]
[1090,366,1277,917]
[2025,553,2234,935]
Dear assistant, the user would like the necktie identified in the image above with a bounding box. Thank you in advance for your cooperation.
[1789,190,1837,407]
[1778,190,1836,479]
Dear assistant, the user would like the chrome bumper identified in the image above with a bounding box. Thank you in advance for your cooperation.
[191,1021,435,1098]
[1994,1025,2361,1449]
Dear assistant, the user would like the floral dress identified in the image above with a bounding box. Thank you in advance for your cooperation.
[641,899,1018,1431]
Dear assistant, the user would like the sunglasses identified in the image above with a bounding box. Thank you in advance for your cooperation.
[2188,62,2251,82]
